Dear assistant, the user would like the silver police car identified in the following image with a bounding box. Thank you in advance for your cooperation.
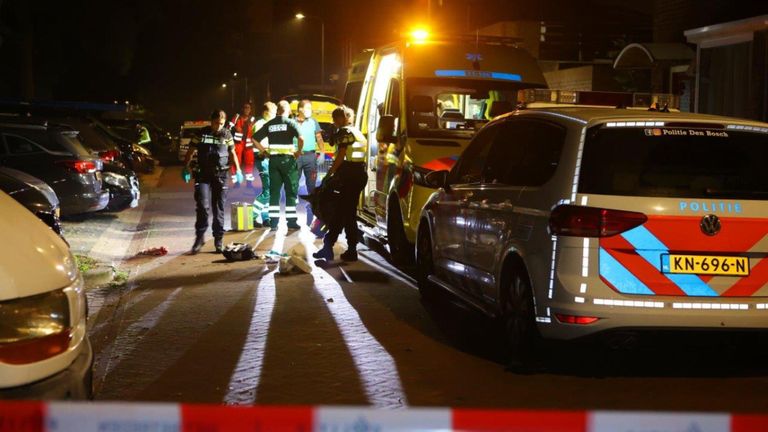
[417,91,768,356]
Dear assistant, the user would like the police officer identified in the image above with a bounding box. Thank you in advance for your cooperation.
[182,109,243,254]
[251,101,276,226]
[252,100,304,230]
[312,106,368,262]
[136,123,151,149]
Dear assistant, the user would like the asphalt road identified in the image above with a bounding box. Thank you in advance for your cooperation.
[66,166,768,412]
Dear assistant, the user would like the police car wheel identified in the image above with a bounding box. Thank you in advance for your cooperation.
[416,222,438,299]
[501,268,538,361]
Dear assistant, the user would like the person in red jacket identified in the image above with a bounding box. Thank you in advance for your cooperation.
[229,102,257,188]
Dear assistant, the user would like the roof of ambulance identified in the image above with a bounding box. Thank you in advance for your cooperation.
[506,106,768,128]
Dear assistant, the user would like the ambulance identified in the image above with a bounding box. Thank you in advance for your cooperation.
[352,32,547,264]
[177,120,208,161]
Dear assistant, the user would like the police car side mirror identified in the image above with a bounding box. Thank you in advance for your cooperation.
[424,170,450,190]
[376,115,397,144]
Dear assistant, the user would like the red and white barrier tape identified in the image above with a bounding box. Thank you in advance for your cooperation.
[0,402,766,431]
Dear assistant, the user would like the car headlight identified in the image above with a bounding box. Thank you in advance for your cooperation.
[103,172,130,189]
[0,289,71,364]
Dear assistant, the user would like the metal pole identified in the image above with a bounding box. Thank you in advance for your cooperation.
[320,19,325,92]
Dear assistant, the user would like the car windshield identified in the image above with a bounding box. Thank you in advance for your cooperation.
[579,126,768,199]
[405,77,533,139]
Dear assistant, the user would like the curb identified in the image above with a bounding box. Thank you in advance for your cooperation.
[0,402,767,432]
[82,264,115,289]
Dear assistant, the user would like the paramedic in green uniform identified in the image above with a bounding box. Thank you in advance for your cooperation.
[253,100,304,230]
[251,101,276,227]
[294,99,326,225]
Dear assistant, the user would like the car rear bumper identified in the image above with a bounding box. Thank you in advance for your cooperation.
[0,338,93,400]
[61,190,110,215]
[540,296,768,340]
[105,183,140,211]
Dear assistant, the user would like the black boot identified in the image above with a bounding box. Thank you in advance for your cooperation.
[214,238,223,253]
[313,246,334,261]
[191,234,205,255]
[340,249,358,262]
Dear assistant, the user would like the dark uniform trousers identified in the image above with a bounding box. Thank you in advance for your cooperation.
[323,161,368,250]
[195,172,228,239]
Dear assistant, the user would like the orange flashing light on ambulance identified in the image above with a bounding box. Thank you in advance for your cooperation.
[351,31,548,264]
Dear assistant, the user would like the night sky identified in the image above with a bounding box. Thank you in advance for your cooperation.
[0,0,764,128]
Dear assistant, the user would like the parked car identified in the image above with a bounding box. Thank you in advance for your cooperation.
[102,162,140,211]
[51,120,141,212]
[0,191,92,399]
[101,117,174,159]
[0,167,62,235]
[89,119,156,173]
[0,120,109,215]
[49,117,128,168]
[417,90,768,360]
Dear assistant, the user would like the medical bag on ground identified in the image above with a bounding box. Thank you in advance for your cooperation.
[222,242,256,261]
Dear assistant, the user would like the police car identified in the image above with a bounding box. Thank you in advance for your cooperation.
[417,89,768,355]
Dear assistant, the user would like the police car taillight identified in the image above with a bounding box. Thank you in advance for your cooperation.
[549,205,647,238]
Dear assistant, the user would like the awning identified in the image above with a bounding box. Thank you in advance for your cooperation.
[613,43,695,70]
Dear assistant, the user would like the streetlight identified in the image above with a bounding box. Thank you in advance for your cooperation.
[295,12,325,92]
[221,83,227,88]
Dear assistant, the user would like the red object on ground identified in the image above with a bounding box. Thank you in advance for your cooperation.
[138,246,168,256]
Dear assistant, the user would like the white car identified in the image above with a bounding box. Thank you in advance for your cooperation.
[0,191,92,398]
[418,90,768,358]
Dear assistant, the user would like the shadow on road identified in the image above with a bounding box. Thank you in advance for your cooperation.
[360,233,768,381]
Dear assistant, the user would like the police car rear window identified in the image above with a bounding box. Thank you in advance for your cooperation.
[578,126,768,200]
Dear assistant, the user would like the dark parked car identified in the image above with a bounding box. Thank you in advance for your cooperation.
[0,120,109,215]
[50,117,127,167]
[51,120,141,212]
[102,162,140,211]
[90,119,156,173]
[0,167,62,235]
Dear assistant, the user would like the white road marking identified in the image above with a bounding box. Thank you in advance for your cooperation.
[300,232,408,408]
[222,268,276,404]
[223,228,285,404]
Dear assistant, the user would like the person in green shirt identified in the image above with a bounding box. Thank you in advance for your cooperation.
[294,99,326,225]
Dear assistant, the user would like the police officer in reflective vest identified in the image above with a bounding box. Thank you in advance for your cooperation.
[136,123,151,149]
[229,103,256,188]
[182,109,242,254]
[313,106,368,262]
[252,100,304,230]
[251,101,276,227]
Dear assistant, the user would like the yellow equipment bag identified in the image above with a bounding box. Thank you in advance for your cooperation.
[230,202,254,231]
